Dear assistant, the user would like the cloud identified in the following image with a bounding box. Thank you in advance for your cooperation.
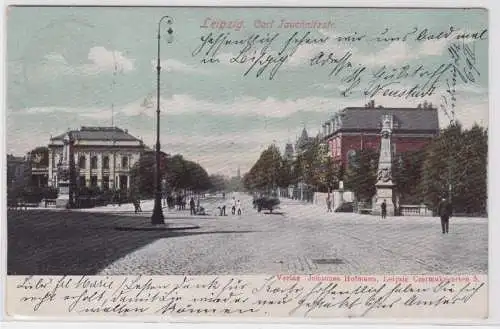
[359,41,416,66]
[115,94,344,119]
[454,83,488,95]
[35,47,135,78]
[85,46,135,74]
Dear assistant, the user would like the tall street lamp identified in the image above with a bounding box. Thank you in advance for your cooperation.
[151,15,174,225]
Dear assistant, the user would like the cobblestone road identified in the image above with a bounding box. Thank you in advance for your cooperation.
[95,193,488,276]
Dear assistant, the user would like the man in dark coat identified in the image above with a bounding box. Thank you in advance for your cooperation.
[381,199,387,219]
[189,197,196,215]
[438,197,453,234]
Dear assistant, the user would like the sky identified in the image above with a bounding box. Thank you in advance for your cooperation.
[5,6,488,177]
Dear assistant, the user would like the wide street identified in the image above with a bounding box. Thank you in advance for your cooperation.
[7,193,488,276]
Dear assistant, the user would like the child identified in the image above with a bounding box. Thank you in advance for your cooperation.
[236,200,242,215]
[231,197,236,215]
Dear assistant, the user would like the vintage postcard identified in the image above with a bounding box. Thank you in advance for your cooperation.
[3,4,490,322]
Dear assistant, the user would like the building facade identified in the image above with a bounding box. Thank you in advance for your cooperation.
[7,154,31,189]
[46,126,146,190]
[320,103,440,167]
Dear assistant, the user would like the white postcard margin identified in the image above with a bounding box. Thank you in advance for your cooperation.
[4,275,489,321]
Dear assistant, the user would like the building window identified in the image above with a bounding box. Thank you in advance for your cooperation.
[121,156,129,169]
[103,156,110,169]
[78,156,86,169]
[119,175,128,190]
[91,156,98,169]
[79,175,86,187]
[90,176,98,187]
[102,176,110,190]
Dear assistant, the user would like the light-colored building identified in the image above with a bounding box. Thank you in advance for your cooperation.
[47,126,146,190]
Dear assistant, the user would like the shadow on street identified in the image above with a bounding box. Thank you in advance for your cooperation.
[7,210,256,275]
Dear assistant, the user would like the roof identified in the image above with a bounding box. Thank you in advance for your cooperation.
[51,126,142,142]
[335,107,439,132]
[7,154,26,163]
[296,128,316,150]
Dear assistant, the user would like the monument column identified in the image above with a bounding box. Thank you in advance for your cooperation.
[372,114,396,216]
[55,134,72,208]
[48,148,53,187]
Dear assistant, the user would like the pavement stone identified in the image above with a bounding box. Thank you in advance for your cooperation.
[95,193,487,276]
[7,193,487,275]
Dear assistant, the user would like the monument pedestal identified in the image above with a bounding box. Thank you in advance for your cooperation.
[56,182,70,208]
[372,184,395,216]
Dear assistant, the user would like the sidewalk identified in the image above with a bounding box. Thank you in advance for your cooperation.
[278,197,487,223]
[74,197,232,218]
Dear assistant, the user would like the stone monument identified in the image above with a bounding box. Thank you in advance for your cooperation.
[372,114,396,216]
[55,133,73,208]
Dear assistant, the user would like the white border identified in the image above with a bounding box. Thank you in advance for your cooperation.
[1,0,498,328]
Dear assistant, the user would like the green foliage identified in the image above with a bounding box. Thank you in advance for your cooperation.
[393,149,425,204]
[291,138,336,192]
[131,152,212,197]
[344,148,379,201]
[7,186,58,204]
[208,174,227,192]
[130,151,157,197]
[419,123,487,214]
[243,144,283,192]
[28,146,49,167]
[246,138,341,193]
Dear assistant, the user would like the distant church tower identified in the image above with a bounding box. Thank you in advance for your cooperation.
[236,166,241,179]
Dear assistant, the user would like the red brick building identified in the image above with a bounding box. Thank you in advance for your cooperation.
[321,103,440,167]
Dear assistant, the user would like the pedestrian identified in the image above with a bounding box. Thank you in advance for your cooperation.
[231,197,236,215]
[326,195,332,212]
[182,196,187,210]
[190,197,196,215]
[133,196,142,213]
[218,205,227,216]
[381,199,387,219]
[176,194,181,210]
[438,197,453,234]
[237,200,242,215]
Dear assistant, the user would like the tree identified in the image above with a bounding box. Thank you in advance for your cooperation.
[28,146,49,167]
[209,174,227,192]
[393,149,425,204]
[344,148,379,201]
[130,151,161,197]
[131,152,212,197]
[418,122,487,214]
[243,144,283,192]
[277,158,294,188]
[182,160,211,193]
[226,175,243,192]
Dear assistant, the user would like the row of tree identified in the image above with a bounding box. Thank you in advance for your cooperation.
[243,122,487,214]
[243,140,339,193]
[130,151,212,197]
[131,151,244,197]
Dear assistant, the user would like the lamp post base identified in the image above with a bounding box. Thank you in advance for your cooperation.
[150,192,165,225]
